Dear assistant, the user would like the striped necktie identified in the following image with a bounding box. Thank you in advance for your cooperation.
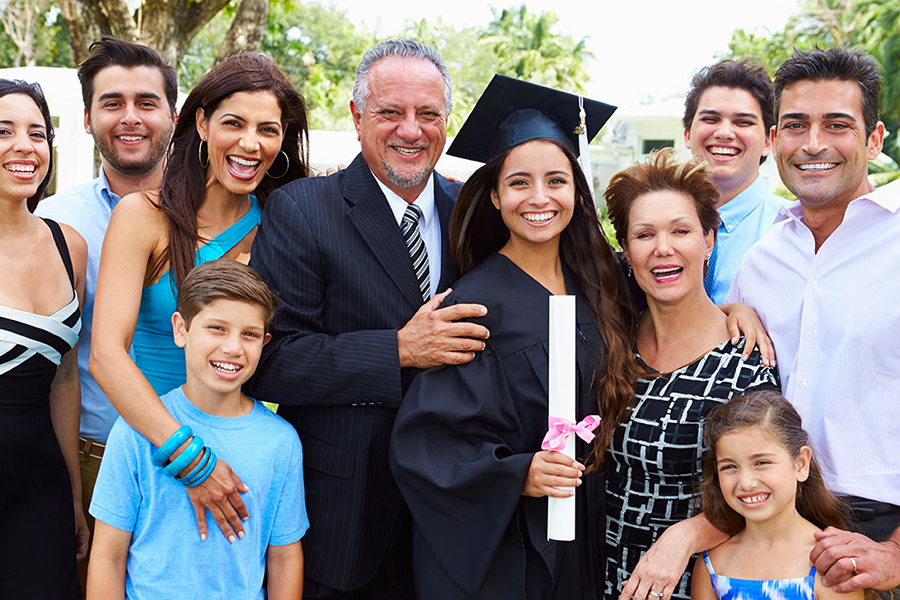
[703,242,719,298]
[401,204,430,302]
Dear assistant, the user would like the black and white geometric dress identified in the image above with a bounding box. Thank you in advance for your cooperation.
[0,219,82,599]
[604,337,778,600]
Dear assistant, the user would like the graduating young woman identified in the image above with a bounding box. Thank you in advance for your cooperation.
[390,76,638,599]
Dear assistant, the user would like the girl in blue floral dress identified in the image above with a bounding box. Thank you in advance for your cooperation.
[691,390,861,600]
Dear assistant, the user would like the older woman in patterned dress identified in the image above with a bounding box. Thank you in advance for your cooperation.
[594,149,779,600]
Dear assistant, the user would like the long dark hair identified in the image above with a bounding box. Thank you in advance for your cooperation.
[450,138,639,472]
[0,79,55,212]
[159,53,310,290]
[701,390,847,535]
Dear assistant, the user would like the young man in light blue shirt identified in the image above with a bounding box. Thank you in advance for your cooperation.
[34,36,177,590]
[683,59,786,304]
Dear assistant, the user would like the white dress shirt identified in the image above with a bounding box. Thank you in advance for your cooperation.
[374,173,442,299]
[727,179,900,506]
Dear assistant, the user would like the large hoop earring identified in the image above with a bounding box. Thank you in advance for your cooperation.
[198,140,209,169]
[266,150,290,179]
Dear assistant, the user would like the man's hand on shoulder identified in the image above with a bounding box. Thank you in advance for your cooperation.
[397,288,490,369]
[812,526,900,593]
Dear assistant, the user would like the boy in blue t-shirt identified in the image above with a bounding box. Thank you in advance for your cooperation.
[88,259,307,599]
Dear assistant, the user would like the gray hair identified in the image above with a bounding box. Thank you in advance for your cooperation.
[352,39,452,116]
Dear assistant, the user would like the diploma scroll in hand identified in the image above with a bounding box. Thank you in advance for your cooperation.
[545,296,589,541]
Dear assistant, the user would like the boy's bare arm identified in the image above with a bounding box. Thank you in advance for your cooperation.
[87,520,132,600]
[267,540,304,600]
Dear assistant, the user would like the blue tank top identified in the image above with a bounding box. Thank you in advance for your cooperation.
[702,551,816,600]
[132,196,261,395]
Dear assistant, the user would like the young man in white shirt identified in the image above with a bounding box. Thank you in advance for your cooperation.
[727,47,900,596]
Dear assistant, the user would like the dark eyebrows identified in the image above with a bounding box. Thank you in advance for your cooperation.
[504,171,531,180]
[97,91,161,103]
[97,92,124,103]
[698,109,759,121]
[503,169,571,180]
[779,111,858,123]
[779,112,809,122]
[219,113,281,128]
[823,112,857,122]
[0,119,45,129]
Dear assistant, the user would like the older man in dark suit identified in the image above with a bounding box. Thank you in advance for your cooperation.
[248,39,489,599]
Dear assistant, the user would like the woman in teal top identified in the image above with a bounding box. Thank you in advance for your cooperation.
[132,196,262,394]
[91,54,309,538]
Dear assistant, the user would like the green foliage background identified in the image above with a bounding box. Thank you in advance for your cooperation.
[722,0,900,164]
[0,1,592,134]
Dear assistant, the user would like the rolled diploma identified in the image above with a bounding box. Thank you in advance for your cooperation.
[547,295,576,541]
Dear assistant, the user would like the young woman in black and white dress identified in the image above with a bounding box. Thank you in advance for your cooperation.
[0,79,88,599]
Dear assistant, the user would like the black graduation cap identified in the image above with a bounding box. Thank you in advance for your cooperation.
[447,74,617,164]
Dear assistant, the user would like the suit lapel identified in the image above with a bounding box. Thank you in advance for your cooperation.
[434,175,457,291]
[344,155,425,312]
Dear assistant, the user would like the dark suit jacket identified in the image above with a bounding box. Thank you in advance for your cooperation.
[248,153,460,591]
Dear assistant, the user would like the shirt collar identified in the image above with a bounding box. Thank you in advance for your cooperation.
[776,177,900,226]
[717,175,767,230]
[857,177,900,214]
[97,166,122,211]
[373,171,437,228]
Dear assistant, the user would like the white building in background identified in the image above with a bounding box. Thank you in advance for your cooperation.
[601,96,781,194]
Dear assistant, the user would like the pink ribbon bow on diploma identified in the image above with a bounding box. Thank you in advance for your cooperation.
[541,415,602,451]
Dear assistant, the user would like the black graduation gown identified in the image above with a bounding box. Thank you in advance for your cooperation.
[390,253,607,600]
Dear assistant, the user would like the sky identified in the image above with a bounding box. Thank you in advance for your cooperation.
[329,0,800,109]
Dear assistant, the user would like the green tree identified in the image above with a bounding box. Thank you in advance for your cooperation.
[482,6,592,93]
[57,0,268,69]
[182,0,373,129]
[401,6,594,135]
[724,0,900,162]
[0,0,74,67]
[262,0,373,130]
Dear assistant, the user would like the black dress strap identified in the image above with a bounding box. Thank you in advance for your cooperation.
[41,218,75,287]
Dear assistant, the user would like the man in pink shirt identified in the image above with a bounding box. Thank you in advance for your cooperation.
[727,47,900,596]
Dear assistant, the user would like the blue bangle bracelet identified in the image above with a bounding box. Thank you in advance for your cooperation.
[183,450,213,487]
[152,425,193,467]
[164,435,204,478]
[184,448,217,488]
[179,446,211,485]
